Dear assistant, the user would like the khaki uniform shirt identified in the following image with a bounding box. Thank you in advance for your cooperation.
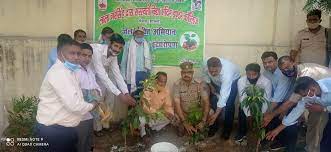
[173,79,209,113]
[292,27,326,65]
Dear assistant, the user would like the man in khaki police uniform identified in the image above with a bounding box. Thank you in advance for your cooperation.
[173,61,210,136]
[290,9,330,66]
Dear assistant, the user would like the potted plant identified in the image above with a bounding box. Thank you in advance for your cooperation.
[241,85,269,152]
[3,96,39,151]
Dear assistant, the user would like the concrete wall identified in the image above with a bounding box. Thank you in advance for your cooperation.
[0,0,330,134]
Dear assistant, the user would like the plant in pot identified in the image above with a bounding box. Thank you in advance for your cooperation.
[240,85,270,152]
[3,96,39,151]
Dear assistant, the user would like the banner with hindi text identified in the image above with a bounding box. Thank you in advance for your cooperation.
[94,0,205,66]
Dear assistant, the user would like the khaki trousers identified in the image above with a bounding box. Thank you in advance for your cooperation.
[306,111,329,152]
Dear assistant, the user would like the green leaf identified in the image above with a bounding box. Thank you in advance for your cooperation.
[241,85,270,140]
[303,0,331,14]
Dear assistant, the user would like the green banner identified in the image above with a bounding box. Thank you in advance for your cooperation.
[94,0,205,66]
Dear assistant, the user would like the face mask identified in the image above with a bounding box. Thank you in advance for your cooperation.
[303,89,320,103]
[247,76,259,85]
[64,61,80,72]
[134,37,144,43]
[61,52,80,72]
[100,39,109,45]
[108,47,119,56]
[210,75,219,82]
[282,66,297,77]
[307,22,320,29]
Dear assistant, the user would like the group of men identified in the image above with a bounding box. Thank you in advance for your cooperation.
[34,9,331,152]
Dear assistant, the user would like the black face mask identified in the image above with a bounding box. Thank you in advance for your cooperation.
[247,75,259,85]
[282,66,297,78]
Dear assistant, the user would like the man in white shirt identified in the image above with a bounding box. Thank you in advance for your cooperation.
[263,56,331,127]
[263,56,331,151]
[121,27,152,95]
[235,63,272,144]
[75,43,103,152]
[266,76,331,152]
[203,57,241,139]
[90,33,136,129]
[35,38,98,152]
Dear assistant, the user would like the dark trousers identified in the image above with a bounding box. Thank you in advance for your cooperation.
[35,122,78,152]
[266,116,299,152]
[127,71,149,98]
[237,107,247,136]
[321,113,331,152]
[209,78,239,134]
[75,119,93,152]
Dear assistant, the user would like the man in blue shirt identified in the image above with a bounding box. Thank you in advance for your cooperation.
[266,76,331,152]
[203,57,240,139]
[99,27,114,45]
[47,34,72,71]
[47,30,87,71]
[260,51,297,151]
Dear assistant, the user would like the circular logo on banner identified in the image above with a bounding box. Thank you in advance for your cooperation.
[180,32,200,52]
[98,0,107,11]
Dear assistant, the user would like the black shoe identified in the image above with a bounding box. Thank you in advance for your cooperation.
[221,131,231,140]
[208,128,217,137]
[270,142,285,151]
[94,131,104,137]
[234,135,247,146]
[234,134,246,142]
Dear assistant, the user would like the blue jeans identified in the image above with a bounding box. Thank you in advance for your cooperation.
[209,78,239,134]
[34,123,78,152]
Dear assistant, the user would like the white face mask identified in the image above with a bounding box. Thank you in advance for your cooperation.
[303,89,320,103]
[307,22,320,29]
[108,47,119,56]
[209,74,221,84]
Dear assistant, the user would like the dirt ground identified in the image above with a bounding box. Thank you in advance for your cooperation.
[0,122,306,152]
[93,123,307,152]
